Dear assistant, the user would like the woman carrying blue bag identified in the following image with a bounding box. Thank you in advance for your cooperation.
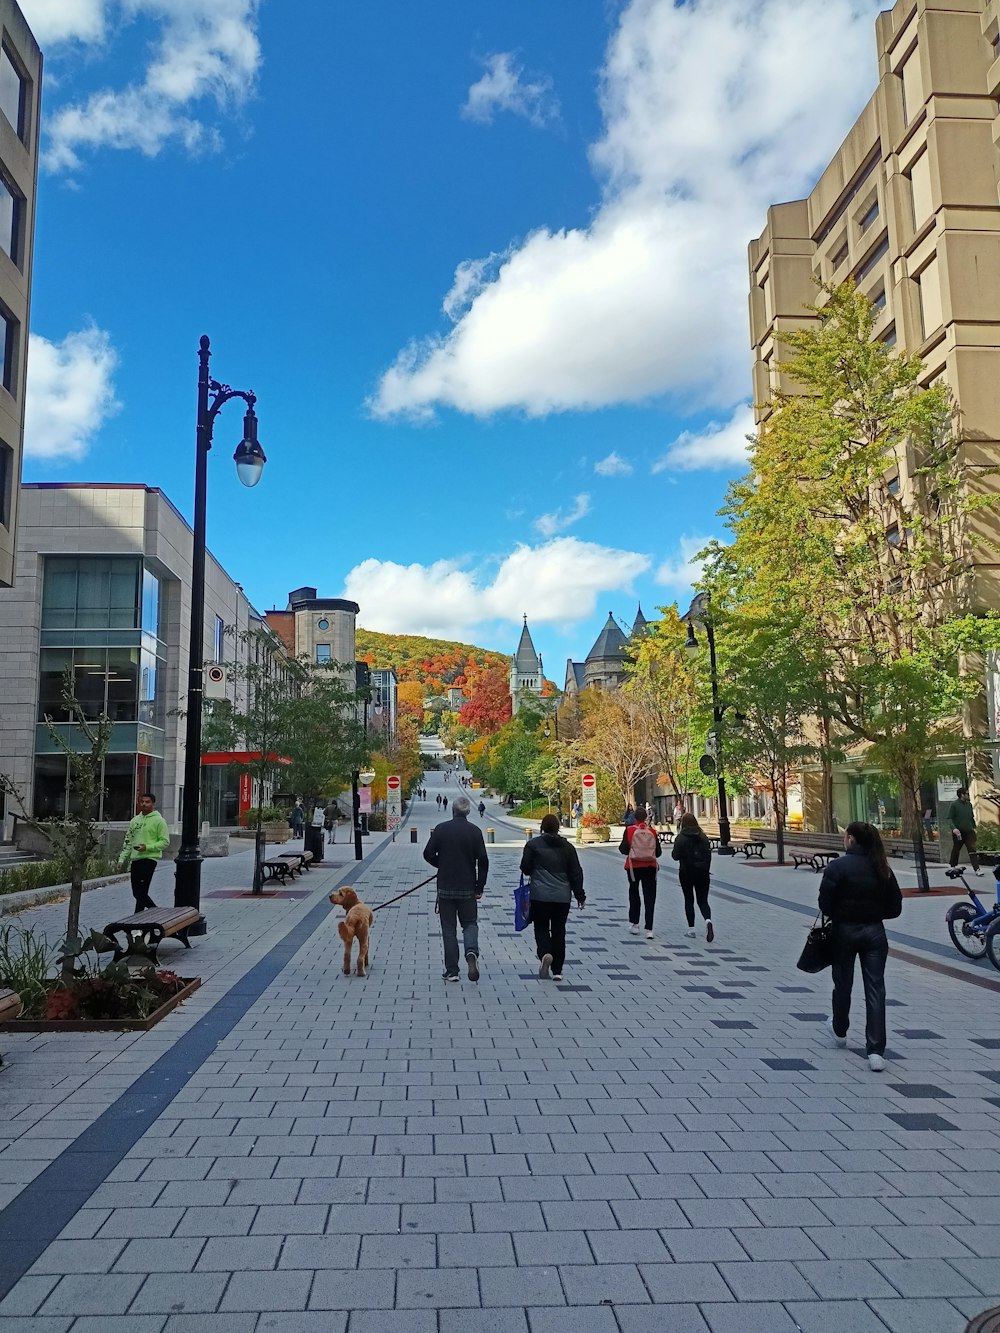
[519,814,585,980]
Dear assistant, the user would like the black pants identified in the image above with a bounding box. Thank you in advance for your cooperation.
[438,897,479,976]
[950,830,980,871]
[532,901,570,973]
[679,868,711,927]
[130,859,157,911]
[831,921,888,1056]
[628,867,657,929]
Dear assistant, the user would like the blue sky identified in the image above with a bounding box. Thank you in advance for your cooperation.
[19,0,885,678]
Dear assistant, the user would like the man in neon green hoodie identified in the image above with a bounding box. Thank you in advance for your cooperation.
[118,792,171,910]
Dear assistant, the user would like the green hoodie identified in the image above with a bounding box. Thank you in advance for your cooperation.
[119,811,170,866]
[947,797,976,835]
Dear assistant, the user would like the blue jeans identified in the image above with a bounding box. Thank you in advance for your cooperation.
[439,897,479,975]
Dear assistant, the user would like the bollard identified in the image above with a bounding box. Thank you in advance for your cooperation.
[410,827,417,843]
[487,828,495,844]
[525,828,532,840]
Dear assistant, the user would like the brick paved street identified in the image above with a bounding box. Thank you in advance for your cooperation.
[1,771,999,1331]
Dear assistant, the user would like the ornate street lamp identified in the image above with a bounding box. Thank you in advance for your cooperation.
[684,592,735,856]
[174,336,265,928]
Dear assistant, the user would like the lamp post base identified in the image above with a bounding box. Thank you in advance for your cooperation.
[174,847,207,934]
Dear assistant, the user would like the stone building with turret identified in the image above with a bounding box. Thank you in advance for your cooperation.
[509,616,544,715]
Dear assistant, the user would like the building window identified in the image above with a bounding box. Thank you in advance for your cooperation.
[0,438,9,527]
[900,47,923,127]
[0,170,21,266]
[858,199,879,233]
[917,256,943,338]
[141,566,160,637]
[0,303,17,393]
[41,556,142,630]
[909,151,933,229]
[0,45,25,140]
[33,754,143,822]
[878,324,897,347]
[317,617,330,630]
[887,474,900,495]
[831,239,849,269]
[316,644,331,664]
[886,524,901,547]
[871,286,887,311]
[214,615,225,662]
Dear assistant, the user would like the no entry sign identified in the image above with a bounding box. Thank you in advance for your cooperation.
[387,776,401,790]
[386,774,402,831]
[581,772,598,814]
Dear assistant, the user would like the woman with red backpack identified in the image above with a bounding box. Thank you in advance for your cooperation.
[672,812,715,942]
[619,805,662,939]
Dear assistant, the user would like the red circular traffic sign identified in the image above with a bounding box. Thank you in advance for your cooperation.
[387,776,401,789]
[582,774,596,788]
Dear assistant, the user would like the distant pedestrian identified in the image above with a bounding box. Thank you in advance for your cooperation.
[948,787,981,874]
[671,813,714,942]
[521,813,585,981]
[324,801,339,844]
[620,805,661,939]
[572,799,583,828]
[442,796,448,811]
[118,792,170,911]
[289,800,305,839]
[819,821,902,1073]
[423,795,488,982]
[623,805,637,827]
[436,794,442,809]
[478,801,486,818]
[672,799,685,828]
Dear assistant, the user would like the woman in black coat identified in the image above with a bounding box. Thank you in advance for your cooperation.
[818,821,902,1072]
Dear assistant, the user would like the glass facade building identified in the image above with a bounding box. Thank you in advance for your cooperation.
[33,555,165,819]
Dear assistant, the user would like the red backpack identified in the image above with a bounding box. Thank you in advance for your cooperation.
[628,824,658,868]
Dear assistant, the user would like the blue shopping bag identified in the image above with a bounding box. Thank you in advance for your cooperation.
[514,873,532,931]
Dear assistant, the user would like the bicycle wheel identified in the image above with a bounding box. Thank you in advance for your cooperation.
[985,919,1000,974]
[948,903,988,959]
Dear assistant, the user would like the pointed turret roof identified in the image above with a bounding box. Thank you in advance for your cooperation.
[514,615,541,672]
[631,605,649,639]
[586,612,628,664]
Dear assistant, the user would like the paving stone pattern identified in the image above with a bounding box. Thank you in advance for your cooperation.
[0,776,999,1331]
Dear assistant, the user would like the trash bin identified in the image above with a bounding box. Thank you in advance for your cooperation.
[304,824,324,864]
[487,828,495,844]
[410,827,418,844]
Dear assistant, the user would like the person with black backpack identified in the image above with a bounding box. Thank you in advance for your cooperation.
[620,805,662,939]
[672,812,715,942]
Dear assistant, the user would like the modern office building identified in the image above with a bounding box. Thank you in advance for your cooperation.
[0,483,278,833]
[370,667,398,742]
[0,1,41,588]
[748,0,1000,827]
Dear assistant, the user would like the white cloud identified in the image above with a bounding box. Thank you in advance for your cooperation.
[344,536,650,640]
[23,0,262,172]
[25,325,121,460]
[594,451,633,477]
[19,0,107,45]
[655,534,714,592]
[372,0,882,422]
[534,492,590,537]
[653,403,755,473]
[462,52,558,128]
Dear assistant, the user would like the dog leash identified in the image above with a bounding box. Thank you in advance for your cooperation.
[370,873,437,913]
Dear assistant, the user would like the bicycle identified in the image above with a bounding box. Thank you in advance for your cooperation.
[945,865,1000,972]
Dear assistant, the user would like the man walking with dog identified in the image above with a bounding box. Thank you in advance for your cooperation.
[423,794,489,982]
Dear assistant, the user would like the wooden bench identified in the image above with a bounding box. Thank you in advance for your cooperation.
[275,851,312,878]
[262,859,297,884]
[0,987,22,1021]
[790,848,839,872]
[740,841,766,860]
[103,907,202,964]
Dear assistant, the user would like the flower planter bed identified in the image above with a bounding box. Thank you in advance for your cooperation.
[580,827,611,844]
[0,976,200,1033]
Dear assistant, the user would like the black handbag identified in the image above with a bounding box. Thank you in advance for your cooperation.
[796,913,835,973]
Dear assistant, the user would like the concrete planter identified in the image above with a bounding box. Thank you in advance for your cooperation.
[579,826,611,844]
[0,976,201,1033]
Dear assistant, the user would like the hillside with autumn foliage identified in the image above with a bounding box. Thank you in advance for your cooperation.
[356,629,508,694]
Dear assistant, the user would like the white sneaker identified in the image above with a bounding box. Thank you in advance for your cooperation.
[685,927,696,937]
[646,930,654,940]
[824,1017,846,1048]
[868,1053,885,1072]
[629,924,640,934]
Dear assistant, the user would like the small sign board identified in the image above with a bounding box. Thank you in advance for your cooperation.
[937,776,963,803]
[386,774,402,832]
[359,786,372,814]
[581,772,598,814]
[699,754,717,777]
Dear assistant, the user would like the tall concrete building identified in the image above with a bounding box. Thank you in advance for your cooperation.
[0,1,40,588]
[0,484,280,833]
[749,0,1000,827]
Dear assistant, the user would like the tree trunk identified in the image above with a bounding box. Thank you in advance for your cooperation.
[63,874,83,981]
[899,760,929,892]
[819,716,834,832]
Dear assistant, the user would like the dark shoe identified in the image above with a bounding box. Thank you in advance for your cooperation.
[706,921,715,944]
[467,953,479,982]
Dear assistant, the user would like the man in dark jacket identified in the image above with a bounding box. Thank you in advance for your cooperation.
[947,787,982,874]
[521,814,585,980]
[423,795,489,982]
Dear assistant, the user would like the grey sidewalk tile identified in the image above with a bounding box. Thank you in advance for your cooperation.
[637,1261,732,1303]
[173,1204,257,1236]
[279,1235,361,1269]
[511,1230,589,1266]
[130,1271,228,1313]
[783,1301,891,1333]
[402,1202,474,1233]
[39,1272,145,1315]
[163,1315,256,1332]
[501,1177,569,1201]
[27,1238,126,1274]
[794,1258,903,1299]
[559,1262,649,1304]
[662,1229,749,1263]
[438,1232,515,1267]
[803,1226,902,1260]
[308,1268,396,1310]
[875,1224,975,1258]
[942,1256,1000,1296]
[345,1314,433,1333]
[717,1259,816,1301]
[324,1203,400,1234]
[471,1201,545,1232]
[867,1299,968,1333]
[358,1233,435,1268]
[250,1204,329,1235]
[871,1257,979,1298]
[478,1264,563,1307]
[196,1236,282,1271]
[586,1229,668,1263]
[678,1198,761,1229]
[540,1200,617,1230]
[438,1312,526,1333]
[0,1320,73,1332]
[697,1303,802,1333]
[394,1267,480,1308]
[69,1319,167,1332]
[220,1269,313,1312]
[97,1207,186,1238]
[813,1198,899,1226]
[257,1315,348,1333]
[0,1275,59,1316]
[526,1308,619,1333]
[731,1227,825,1261]
[113,1237,206,1272]
[745,1198,828,1227]
[614,1307,710,1333]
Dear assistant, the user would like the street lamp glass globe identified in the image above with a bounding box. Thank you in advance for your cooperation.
[234,407,266,488]
[358,769,376,786]
[684,621,699,655]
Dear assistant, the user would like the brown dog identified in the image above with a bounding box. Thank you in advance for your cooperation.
[329,886,374,977]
